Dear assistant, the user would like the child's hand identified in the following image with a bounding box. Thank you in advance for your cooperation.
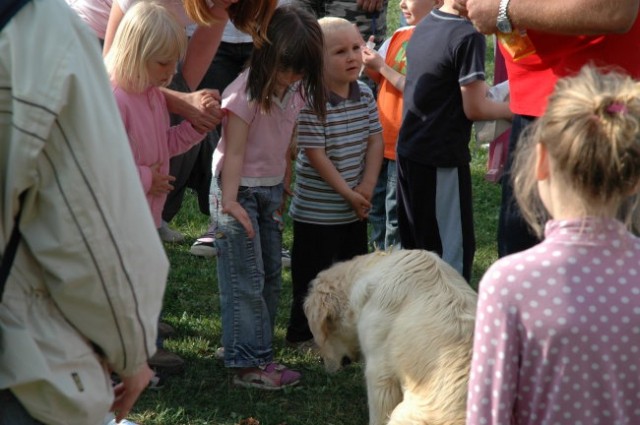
[361,36,383,72]
[149,162,175,196]
[222,200,255,238]
[346,189,372,220]
[354,181,375,203]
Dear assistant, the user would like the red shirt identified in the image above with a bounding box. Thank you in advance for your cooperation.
[502,13,640,117]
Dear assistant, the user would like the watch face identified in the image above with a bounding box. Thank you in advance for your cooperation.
[497,20,512,33]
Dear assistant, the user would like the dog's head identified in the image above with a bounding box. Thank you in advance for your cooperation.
[303,254,384,372]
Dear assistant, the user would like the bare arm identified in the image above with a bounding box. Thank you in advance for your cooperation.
[181,22,226,91]
[102,0,125,55]
[220,112,255,237]
[460,80,512,121]
[354,132,384,202]
[454,0,639,35]
[362,44,405,91]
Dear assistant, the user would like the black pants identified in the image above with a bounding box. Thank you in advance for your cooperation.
[286,220,368,343]
[396,157,475,282]
[497,114,540,257]
[0,390,45,425]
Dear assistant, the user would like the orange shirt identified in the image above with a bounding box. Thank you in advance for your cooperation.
[376,26,414,160]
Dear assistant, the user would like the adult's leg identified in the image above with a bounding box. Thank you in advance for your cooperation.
[497,114,539,257]
[162,72,200,223]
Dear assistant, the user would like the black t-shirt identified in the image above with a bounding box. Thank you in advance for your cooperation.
[397,9,486,167]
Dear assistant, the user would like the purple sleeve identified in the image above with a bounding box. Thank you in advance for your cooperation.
[466,262,520,425]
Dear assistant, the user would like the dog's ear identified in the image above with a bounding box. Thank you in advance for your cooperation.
[304,282,340,346]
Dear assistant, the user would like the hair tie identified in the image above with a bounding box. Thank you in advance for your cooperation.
[606,102,628,115]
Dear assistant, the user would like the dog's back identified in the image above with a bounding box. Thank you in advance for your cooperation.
[351,250,477,425]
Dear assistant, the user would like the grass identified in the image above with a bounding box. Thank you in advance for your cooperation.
[127,4,502,423]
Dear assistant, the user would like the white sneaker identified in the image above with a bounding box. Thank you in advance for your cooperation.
[190,236,217,257]
[103,413,139,425]
[158,221,185,243]
[281,248,291,268]
[215,346,224,360]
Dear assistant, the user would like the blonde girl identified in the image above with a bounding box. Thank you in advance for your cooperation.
[105,1,209,229]
[467,65,640,425]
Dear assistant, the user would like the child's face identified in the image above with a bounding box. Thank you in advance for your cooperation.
[400,0,440,25]
[147,58,178,87]
[323,25,363,88]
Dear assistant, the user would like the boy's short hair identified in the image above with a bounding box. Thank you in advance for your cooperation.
[318,16,358,37]
[105,1,187,93]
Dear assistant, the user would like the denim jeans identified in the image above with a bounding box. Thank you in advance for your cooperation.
[369,158,399,250]
[211,178,283,368]
[0,390,45,425]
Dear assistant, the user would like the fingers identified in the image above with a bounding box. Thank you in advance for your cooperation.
[357,0,382,12]
[111,365,153,422]
[221,202,255,238]
[452,0,469,16]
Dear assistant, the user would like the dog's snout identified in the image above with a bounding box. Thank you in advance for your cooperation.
[341,356,352,367]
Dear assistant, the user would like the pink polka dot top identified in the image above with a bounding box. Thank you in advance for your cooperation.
[467,217,640,425]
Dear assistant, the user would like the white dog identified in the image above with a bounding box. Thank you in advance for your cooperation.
[303,250,477,425]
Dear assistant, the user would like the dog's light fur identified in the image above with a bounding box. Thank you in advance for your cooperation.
[304,250,477,425]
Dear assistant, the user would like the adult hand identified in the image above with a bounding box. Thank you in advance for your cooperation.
[458,0,501,34]
[452,0,469,17]
[185,90,222,133]
[110,363,154,423]
[357,0,384,13]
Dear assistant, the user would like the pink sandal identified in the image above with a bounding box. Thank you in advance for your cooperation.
[233,362,301,390]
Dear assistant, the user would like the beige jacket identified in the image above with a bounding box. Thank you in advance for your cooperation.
[0,0,169,423]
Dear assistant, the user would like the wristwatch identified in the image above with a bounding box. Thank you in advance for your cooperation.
[496,0,512,33]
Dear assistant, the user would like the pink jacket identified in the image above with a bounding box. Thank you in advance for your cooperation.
[113,85,204,226]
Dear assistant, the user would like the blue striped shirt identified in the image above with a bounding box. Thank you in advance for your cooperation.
[289,80,382,225]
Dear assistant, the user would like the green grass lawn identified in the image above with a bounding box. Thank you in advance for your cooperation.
[130,147,499,425]
[127,3,502,423]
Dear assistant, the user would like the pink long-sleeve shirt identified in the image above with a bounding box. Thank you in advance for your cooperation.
[467,218,640,425]
[113,85,204,226]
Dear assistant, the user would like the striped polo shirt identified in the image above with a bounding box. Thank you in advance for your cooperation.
[289,80,382,225]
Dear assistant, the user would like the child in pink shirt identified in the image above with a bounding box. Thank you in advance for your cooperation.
[105,1,212,228]
[467,66,640,425]
[210,5,326,390]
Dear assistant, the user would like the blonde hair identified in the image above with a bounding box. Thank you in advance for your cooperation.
[513,65,640,236]
[105,1,187,93]
[317,16,359,38]
[183,0,277,48]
